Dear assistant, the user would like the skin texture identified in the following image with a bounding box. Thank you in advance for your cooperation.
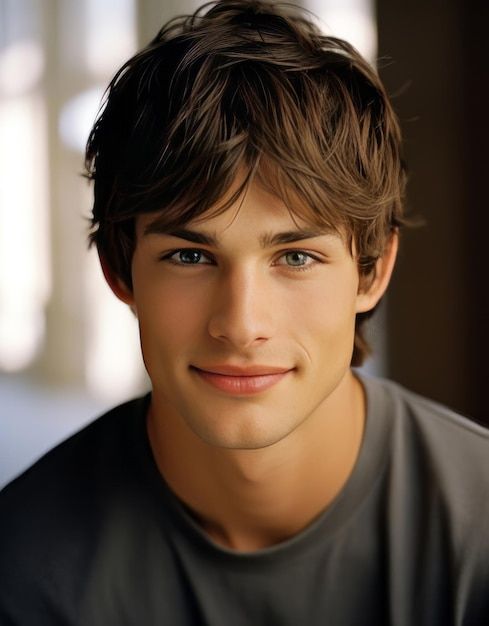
[104,175,398,551]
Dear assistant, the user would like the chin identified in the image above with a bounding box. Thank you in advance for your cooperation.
[185,413,295,451]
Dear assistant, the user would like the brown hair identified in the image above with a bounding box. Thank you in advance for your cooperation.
[85,0,407,366]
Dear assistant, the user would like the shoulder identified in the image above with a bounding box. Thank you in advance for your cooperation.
[361,373,489,517]
[363,376,489,616]
[363,375,489,490]
[0,394,149,503]
[365,374,489,458]
[0,394,149,562]
[363,375,489,554]
[0,394,152,621]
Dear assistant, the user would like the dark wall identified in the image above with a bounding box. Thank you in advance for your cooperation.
[376,1,489,425]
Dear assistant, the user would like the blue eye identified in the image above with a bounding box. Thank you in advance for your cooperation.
[278,250,321,272]
[159,248,320,272]
[163,249,213,265]
[283,251,310,268]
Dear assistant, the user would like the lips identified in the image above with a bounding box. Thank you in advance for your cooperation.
[190,365,293,395]
[192,364,292,376]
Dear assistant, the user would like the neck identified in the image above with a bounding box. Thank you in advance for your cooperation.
[147,370,366,552]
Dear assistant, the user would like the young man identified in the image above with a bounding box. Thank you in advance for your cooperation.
[1,1,488,624]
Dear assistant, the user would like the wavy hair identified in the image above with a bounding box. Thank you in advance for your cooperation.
[85,0,408,365]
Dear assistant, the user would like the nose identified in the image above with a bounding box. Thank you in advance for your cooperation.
[207,266,274,349]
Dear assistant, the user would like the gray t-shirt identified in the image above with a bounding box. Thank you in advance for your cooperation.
[1,375,488,625]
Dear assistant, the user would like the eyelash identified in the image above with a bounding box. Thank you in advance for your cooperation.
[158,248,322,273]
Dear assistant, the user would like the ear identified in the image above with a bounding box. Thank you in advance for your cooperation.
[355,230,399,314]
[99,252,136,310]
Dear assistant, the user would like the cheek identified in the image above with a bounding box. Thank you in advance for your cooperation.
[290,274,358,332]
[134,275,209,351]
[306,282,358,373]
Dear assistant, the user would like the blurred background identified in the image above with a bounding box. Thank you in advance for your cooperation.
[1,0,488,488]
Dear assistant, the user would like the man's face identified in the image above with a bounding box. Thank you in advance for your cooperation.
[129,179,372,450]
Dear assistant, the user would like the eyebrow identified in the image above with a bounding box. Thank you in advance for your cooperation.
[143,225,336,248]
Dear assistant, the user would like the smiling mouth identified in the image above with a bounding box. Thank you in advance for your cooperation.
[190,366,292,395]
